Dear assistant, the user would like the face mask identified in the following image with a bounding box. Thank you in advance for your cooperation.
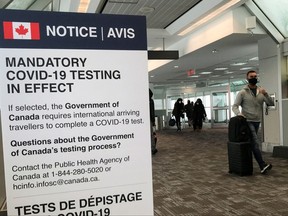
[248,77,257,85]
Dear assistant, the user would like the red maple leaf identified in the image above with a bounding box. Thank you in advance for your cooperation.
[15,24,29,35]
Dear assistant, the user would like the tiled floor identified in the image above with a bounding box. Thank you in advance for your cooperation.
[152,127,288,216]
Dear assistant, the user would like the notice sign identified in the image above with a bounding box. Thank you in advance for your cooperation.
[0,10,153,216]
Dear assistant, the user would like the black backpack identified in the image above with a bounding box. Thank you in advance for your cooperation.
[228,116,250,142]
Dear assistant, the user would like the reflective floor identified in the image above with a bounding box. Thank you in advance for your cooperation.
[152,126,288,216]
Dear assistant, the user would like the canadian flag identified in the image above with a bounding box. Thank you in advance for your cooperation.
[3,21,40,40]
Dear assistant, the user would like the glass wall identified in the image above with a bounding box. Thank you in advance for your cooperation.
[211,91,229,125]
[154,98,166,110]
[155,79,246,128]
[166,92,211,124]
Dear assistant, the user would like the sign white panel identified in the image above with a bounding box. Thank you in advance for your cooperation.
[0,10,153,216]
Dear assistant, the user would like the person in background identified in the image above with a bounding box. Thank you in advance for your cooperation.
[192,98,207,132]
[184,100,194,127]
[232,70,274,174]
[172,98,185,131]
[149,89,158,155]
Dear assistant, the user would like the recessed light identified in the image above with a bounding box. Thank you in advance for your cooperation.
[214,67,228,70]
[230,62,247,66]
[224,71,234,74]
[199,71,212,74]
[189,75,200,78]
[240,67,253,70]
[174,65,179,68]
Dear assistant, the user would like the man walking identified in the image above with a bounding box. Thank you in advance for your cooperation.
[232,70,274,174]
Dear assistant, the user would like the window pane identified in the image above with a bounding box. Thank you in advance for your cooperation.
[254,0,288,38]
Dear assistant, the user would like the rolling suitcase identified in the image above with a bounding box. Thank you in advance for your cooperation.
[228,116,250,142]
[227,141,253,176]
[227,116,252,176]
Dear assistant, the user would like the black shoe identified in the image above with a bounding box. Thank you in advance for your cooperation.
[261,164,272,174]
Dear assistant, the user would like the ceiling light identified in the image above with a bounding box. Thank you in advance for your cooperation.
[240,67,253,70]
[174,65,179,68]
[178,0,241,36]
[212,49,218,53]
[224,71,234,74]
[200,71,212,74]
[230,62,247,66]
[78,0,90,13]
[214,67,228,70]
[189,75,200,78]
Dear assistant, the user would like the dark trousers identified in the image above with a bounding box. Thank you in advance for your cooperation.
[175,116,181,130]
[247,122,266,169]
[193,118,203,130]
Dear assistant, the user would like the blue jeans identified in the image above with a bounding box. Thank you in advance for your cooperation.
[247,122,266,169]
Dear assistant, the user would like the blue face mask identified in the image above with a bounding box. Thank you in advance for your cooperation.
[248,77,257,85]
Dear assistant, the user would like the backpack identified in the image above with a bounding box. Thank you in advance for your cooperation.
[228,116,250,142]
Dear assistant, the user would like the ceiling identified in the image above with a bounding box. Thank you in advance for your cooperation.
[1,0,272,96]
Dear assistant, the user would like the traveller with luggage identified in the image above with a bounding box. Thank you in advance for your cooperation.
[232,70,274,174]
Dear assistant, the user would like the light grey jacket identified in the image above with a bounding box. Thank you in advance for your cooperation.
[232,85,274,122]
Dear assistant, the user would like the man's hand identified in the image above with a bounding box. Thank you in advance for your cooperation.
[259,88,268,96]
